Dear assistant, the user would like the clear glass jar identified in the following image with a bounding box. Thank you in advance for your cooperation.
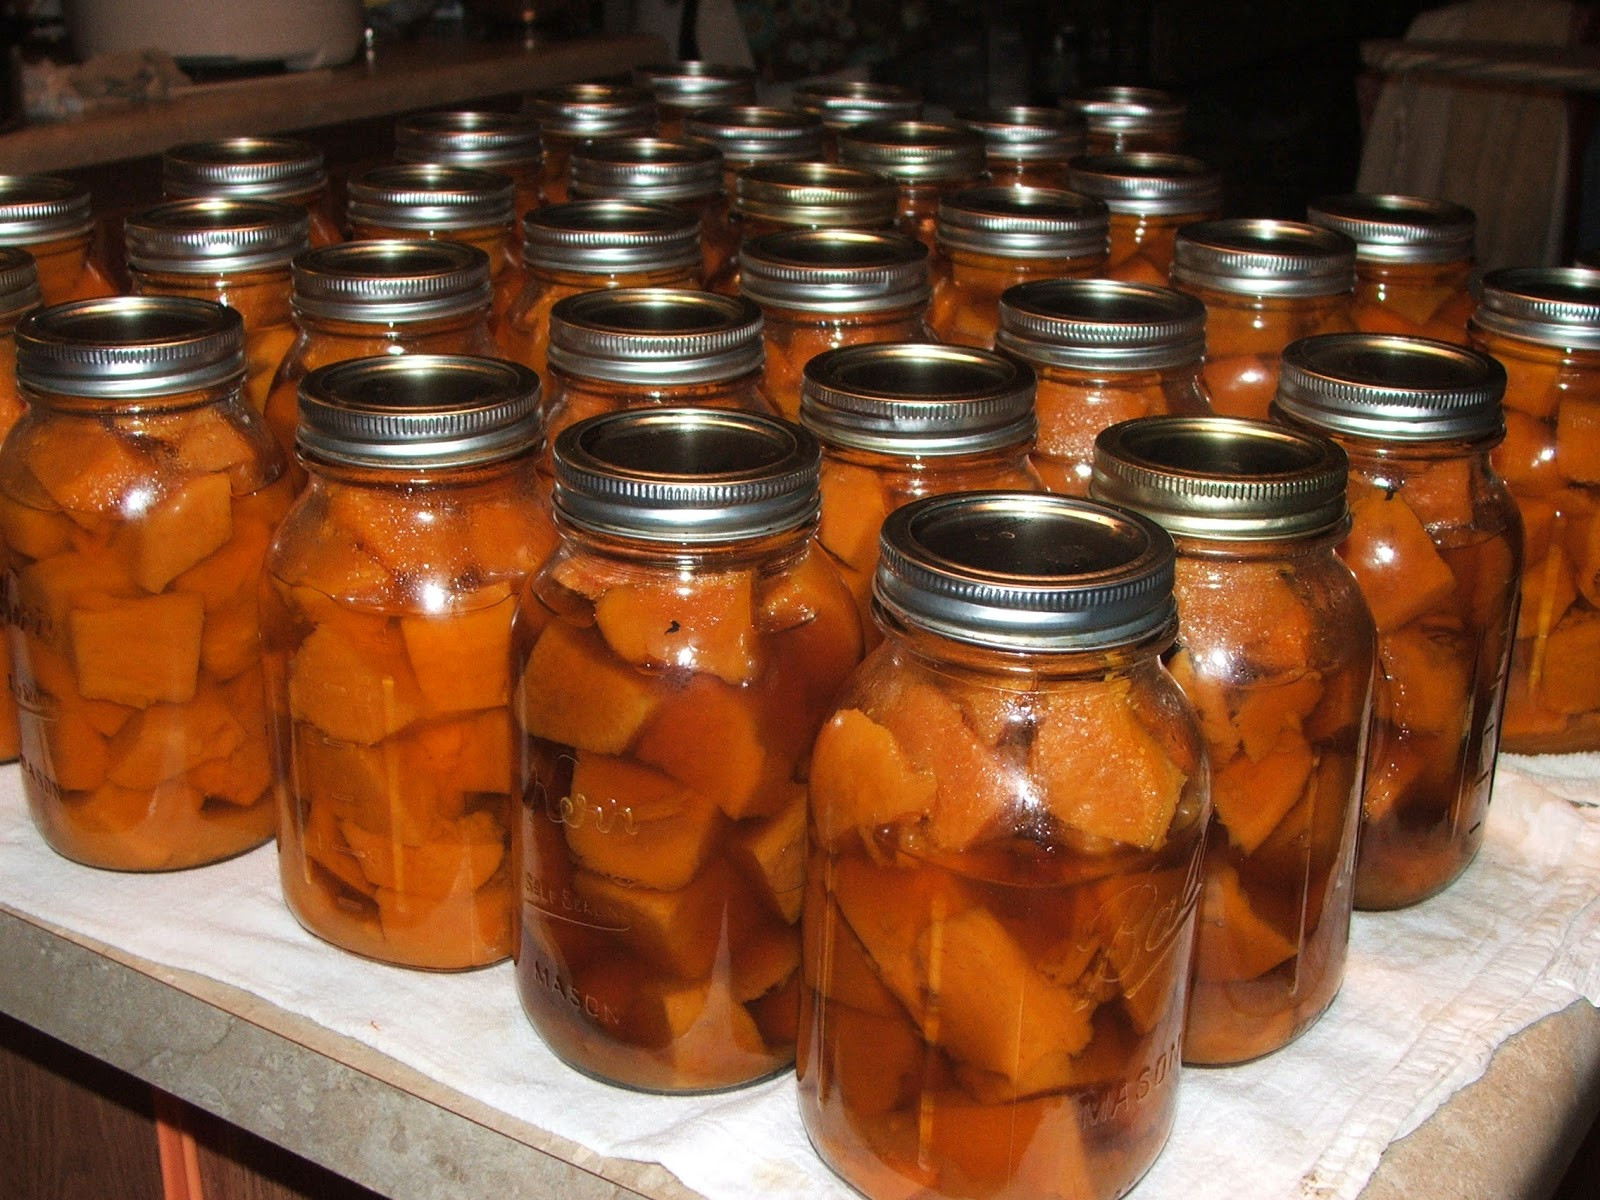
[524,82,658,207]
[792,80,922,161]
[997,278,1212,494]
[800,342,1042,638]
[1067,152,1223,286]
[0,247,42,764]
[927,185,1110,348]
[801,491,1206,1200]
[1469,268,1600,752]
[513,406,863,1090]
[1172,218,1357,420]
[632,61,758,139]
[1063,86,1186,156]
[955,104,1087,189]
[1307,193,1476,345]
[395,109,546,252]
[163,137,341,248]
[0,175,116,305]
[1092,416,1374,1064]
[712,161,899,295]
[1272,334,1522,910]
[543,287,773,452]
[344,162,520,332]
[568,135,733,298]
[124,197,309,415]
[684,104,827,198]
[266,239,497,486]
[740,228,932,420]
[837,120,987,253]
[264,355,555,969]
[3,296,292,870]
[500,198,702,379]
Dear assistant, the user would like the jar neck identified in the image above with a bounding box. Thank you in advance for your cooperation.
[296,309,490,341]
[523,262,699,291]
[553,515,816,574]
[1170,526,1348,563]
[21,377,249,416]
[824,439,1035,477]
[302,444,543,492]
[759,299,928,327]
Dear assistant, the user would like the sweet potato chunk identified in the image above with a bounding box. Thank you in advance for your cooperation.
[809,708,937,847]
[804,891,905,1019]
[25,418,148,523]
[288,621,423,745]
[571,859,745,979]
[399,590,514,714]
[1344,485,1458,632]
[342,809,506,900]
[1174,564,1314,675]
[375,876,512,967]
[731,787,807,923]
[879,679,1014,852]
[105,694,246,790]
[0,494,74,560]
[70,592,205,708]
[830,855,969,1023]
[1212,729,1314,855]
[660,978,771,1079]
[517,620,660,754]
[129,472,235,593]
[1378,625,1470,738]
[1194,864,1297,983]
[1540,611,1600,714]
[632,675,767,819]
[593,573,759,686]
[564,752,722,890]
[919,1092,1094,1199]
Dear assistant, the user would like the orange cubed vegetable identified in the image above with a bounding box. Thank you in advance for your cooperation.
[0,494,74,560]
[632,674,768,819]
[375,876,512,966]
[25,420,147,523]
[1495,410,1562,495]
[732,918,800,1002]
[593,573,758,686]
[288,620,423,745]
[342,809,506,900]
[517,619,661,753]
[27,703,109,792]
[128,472,235,593]
[1212,729,1314,855]
[1498,356,1561,419]
[920,1092,1093,1199]
[105,692,246,790]
[1378,625,1470,738]
[173,405,260,473]
[1557,393,1600,484]
[70,592,205,708]
[1540,610,1600,714]
[200,594,262,682]
[803,892,906,1019]
[879,678,1013,852]
[1193,863,1297,983]
[572,858,747,979]
[18,549,132,643]
[1231,672,1324,762]
[399,589,514,714]
[187,731,273,808]
[818,1002,920,1118]
[661,978,772,1079]
[809,708,938,847]
[1344,484,1458,632]
[1362,734,1429,823]
[730,786,807,923]
[1175,564,1315,675]
[407,708,515,797]
[564,752,722,891]
[293,726,460,844]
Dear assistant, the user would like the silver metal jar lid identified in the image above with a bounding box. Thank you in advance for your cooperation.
[162,137,326,201]
[1273,332,1506,443]
[1171,218,1357,298]
[1066,152,1223,216]
[522,198,701,275]
[875,490,1177,652]
[547,288,764,386]
[792,80,923,131]
[291,239,494,324]
[15,295,244,399]
[684,104,826,165]
[740,228,929,314]
[345,163,516,232]
[996,278,1207,372]
[633,61,758,112]
[0,247,41,320]
[297,353,543,467]
[124,198,310,275]
[1091,415,1349,541]
[733,161,898,227]
[525,82,657,140]
[838,120,987,184]
[1306,193,1475,265]
[0,174,94,243]
[553,406,820,543]
[1470,266,1600,351]
[1064,86,1186,137]
[800,341,1036,456]
[395,110,543,172]
[568,137,724,204]
[935,185,1109,260]
[954,105,1087,163]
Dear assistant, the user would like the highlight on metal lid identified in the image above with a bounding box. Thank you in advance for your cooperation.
[567,136,724,204]
[124,198,311,275]
[1171,218,1358,298]
[291,239,494,324]
[1066,153,1224,216]
[395,110,543,170]
[344,162,517,232]
[793,80,923,131]
[162,137,327,201]
[955,105,1088,162]
[837,120,987,183]
[0,174,94,242]
[739,228,930,314]
[935,185,1110,260]
[547,287,765,386]
[521,198,701,274]
[733,161,899,227]
[524,82,658,139]
[0,246,42,318]
[683,105,827,165]
[1306,192,1476,265]
[632,61,759,111]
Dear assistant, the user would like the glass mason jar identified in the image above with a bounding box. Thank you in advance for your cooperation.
[0,247,42,764]
[569,136,733,296]
[513,406,863,1091]
[500,198,702,379]
[1307,193,1477,345]
[1067,152,1223,286]
[1171,218,1357,421]
[632,60,758,139]
[996,278,1212,494]
[163,137,341,248]
[712,161,899,295]
[684,104,827,197]
[266,239,497,485]
[1091,416,1374,1065]
[0,175,116,305]
[264,354,555,969]
[927,185,1110,348]
[800,342,1042,637]
[1063,86,1186,156]
[524,82,658,207]
[3,296,292,870]
[1272,333,1522,910]
[124,197,310,415]
[838,120,987,253]
[395,109,546,251]
[955,104,1088,189]
[1469,267,1600,751]
[740,227,933,420]
[801,490,1207,1200]
[793,80,923,161]
[344,162,520,332]
[543,287,773,452]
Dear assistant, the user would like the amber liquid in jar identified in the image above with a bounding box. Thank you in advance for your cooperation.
[1191,289,1355,420]
[24,232,116,305]
[1351,258,1475,344]
[1105,211,1201,286]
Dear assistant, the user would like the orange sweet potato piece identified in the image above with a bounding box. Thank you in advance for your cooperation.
[342,809,506,900]
[128,472,235,593]
[1230,673,1324,763]
[1166,648,1239,760]
[297,794,377,897]
[326,487,469,579]
[1174,562,1315,675]
[920,1092,1093,1199]
[27,702,109,793]
[731,786,807,923]
[517,619,660,753]
[1030,678,1187,849]
[288,620,423,745]
[879,678,1013,852]
[200,593,263,682]
[1400,458,1476,529]
[803,891,906,1019]
[632,675,768,819]
[1378,625,1470,738]
[18,549,133,643]
[406,708,515,797]
[1212,729,1314,855]
[660,977,772,1079]
[564,752,722,890]
[187,732,272,808]
[173,404,261,473]
[375,876,512,966]
[1499,356,1562,419]
[1557,392,1600,484]
[1193,863,1297,983]
[1203,353,1277,420]
[70,592,205,708]
[809,708,937,847]
[174,509,277,610]
[1362,734,1429,823]
[819,1002,921,1118]
[732,918,800,1002]
[24,419,147,524]
[293,726,461,844]
[1086,867,1191,1033]
[0,493,75,560]
[399,587,515,714]
[818,460,893,583]
[1539,610,1600,714]
[105,691,246,790]
[571,858,750,979]
[1344,483,1458,632]
[1495,410,1563,495]
[593,572,759,686]
[19,635,133,736]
